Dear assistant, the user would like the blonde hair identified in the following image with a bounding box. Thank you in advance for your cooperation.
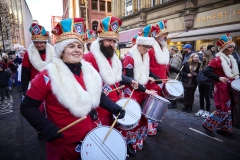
[188,53,199,71]
[199,50,213,71]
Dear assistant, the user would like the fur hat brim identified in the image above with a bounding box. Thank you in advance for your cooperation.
[136,37,155,46]
[54,39,83,57]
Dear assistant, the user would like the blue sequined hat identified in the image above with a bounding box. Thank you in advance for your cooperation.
[29,23,49,42]
[216,33,235,51]
[136,24,157,46]
[155,20,168,37]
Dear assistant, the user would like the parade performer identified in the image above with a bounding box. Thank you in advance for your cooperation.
[202,33,239,137]
[84,29,97,54]
[122,24,159,153]
[84,16,137,126]
[20,18,125,159]
[21,23,55,96]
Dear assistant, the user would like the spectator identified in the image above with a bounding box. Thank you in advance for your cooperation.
[197,46,206,62]
[195,50,213,118]
[207,44,216,58]
[0,64,10,101]
[182,44,194,65]
[181,53,200,113]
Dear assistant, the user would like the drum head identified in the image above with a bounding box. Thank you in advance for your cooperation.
[165,79,184,97]
[81,126,126,160]
[231,79,240,91]
[151,95,170,103]
[116,98,141,126]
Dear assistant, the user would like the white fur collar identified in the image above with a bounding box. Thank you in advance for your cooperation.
[216,52,239,79]
[129,45,149,85]
[46,58,102,118]
[28,43,56,71]
[90,39,122,85]
[152,40,170,65]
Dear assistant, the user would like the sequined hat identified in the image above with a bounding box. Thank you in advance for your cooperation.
[98,16,122,41]
[216,33,235,52]
[131,35,138,45]
[84,29,97,44]
[136,24,157,46]
[29,23,49,42]
[51,18,86,57]
[155,20,168,37]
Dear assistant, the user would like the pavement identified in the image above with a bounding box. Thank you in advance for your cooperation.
[0,86,240,160]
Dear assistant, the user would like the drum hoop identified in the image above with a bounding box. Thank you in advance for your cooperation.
[149,95,170,103]
[81,126,127,159]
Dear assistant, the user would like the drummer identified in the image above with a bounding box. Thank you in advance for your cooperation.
[202,33,239,137]
[122,24,160,154]
[20,18,125,159]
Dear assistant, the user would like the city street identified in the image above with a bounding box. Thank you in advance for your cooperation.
[0,86,240,160]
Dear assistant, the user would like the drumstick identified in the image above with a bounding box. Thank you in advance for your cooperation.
[227,73,240,80]
[154,79,168,82]
[57,116,87,134]
[175,65,184,80]
[108,85,125,93]
[102,74,142,144]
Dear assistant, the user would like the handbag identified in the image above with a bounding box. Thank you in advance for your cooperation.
[196,69,211,85]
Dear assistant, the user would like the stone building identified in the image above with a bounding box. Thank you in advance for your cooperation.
[112,0,240,55]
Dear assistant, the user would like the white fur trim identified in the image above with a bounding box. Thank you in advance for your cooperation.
[220,42,235,52]
[129,45,149,85]
[54,39,83,57]
[216,52,239,79]
[136,37,155,46]
[46,58,102,118]
[152,39,170,64]
[28,43,56,71]
[90,38,122,85]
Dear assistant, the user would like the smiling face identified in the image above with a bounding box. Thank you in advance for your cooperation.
[62,42,84,64]
[33,41,46,50]
[223,45,234,56]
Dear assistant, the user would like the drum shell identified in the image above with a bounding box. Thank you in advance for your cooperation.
[231,79,240,129]
[162,84,176,100]
[162,79,184,100]
[142,95,170,121]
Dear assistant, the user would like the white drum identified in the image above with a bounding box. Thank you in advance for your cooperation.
[162,79,184,100]
[231,79,240,91]
[115,98,141,130]
[81,126,127,160]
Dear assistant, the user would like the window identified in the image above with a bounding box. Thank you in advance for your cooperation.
[92,0,98,10]
[125,0,132,16]
[100,1,105,11]
[80,8,86,18]
[151,0,156,7]
[162,0,172,3]
[138,0,141,10]
[107,2,111,12]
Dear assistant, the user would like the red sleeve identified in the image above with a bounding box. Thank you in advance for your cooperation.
[22,52,31,68]
[26,70,50,101]
[208,58,218,68]
[123,55,134,69]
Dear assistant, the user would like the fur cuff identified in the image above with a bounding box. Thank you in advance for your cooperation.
[136,37,155,46]
[54,39,83,57]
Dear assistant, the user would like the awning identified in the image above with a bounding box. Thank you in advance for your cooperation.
[119,28,140,43]
[169,23,240,42]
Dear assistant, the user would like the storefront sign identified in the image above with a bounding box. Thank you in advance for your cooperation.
[195,4,240,28]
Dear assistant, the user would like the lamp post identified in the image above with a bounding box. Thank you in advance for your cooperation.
[0,16,5,52]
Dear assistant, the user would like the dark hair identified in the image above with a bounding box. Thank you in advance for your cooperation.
[199,50,213,71]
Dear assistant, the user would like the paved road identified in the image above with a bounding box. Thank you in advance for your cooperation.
[0,86,240,160]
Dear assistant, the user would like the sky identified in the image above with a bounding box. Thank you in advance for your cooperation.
[26,0,63,33]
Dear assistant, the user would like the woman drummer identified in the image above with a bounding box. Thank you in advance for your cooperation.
[20,18,125,159]
[202,33,239,137]
[122,25,160,154]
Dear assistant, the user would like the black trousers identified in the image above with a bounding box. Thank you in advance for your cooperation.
[198,84,211,111]
[183,86,197,108]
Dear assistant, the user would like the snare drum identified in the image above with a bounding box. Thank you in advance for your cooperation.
[81,126,127,160]
[142,95,170,121]
[231,79,240,129]
[162,79,184,100]
[115,98,141,130]
[231,79,240,92]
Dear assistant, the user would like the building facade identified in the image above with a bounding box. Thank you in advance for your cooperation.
[0,0,32,53]
[62,0,112,31]
[112,0,240,55]
[51,16,62,45]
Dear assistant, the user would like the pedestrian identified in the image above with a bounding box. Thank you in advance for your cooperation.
[182,44,194,65]
[20,17,125,160]
[197,46,206,62]
[181,53,201,113]
[0,64,10,101]
[84,16,138,126]
[207,44,216,58]
[195,50,213,118]
[168,46,182,109]
[202,33,239,137]
[21,23,55,96]
[84,29,97,54]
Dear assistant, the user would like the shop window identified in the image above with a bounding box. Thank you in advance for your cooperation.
[92,0,98,10]
[107,2,111,12]
[100,1,105,11]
